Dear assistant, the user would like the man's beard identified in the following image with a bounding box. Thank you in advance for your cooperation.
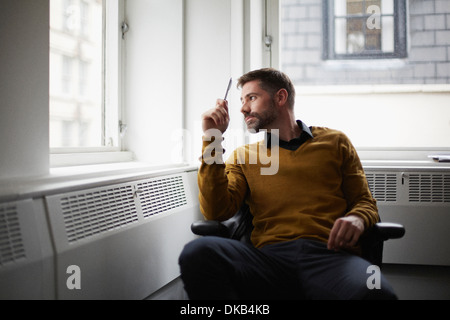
[244,100,279,132]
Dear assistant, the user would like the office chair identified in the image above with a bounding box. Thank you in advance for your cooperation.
[191,202,405,266]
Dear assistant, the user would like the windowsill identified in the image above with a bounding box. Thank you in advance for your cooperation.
[358,148,450,170]
[361,159,450,170]
[50,150,135,168]
[0,161,199,203]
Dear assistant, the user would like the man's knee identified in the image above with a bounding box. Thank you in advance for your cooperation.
[179,237,207,270]
[179,236,228,272]
[179,237,244,299]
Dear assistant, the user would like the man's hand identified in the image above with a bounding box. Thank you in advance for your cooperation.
[327,215,365,251]
[202,99,230,136]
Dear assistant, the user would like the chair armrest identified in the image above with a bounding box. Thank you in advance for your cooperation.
[191,220,231,238]
[191,203,253,242]
[372,222,405,241]
[361,222,405,265]
[191,221,406,242]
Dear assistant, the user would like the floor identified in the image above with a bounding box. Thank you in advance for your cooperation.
[383,264,450,300]
[147,264,450,300]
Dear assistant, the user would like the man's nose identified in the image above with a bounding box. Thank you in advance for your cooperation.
[240,102,249,115]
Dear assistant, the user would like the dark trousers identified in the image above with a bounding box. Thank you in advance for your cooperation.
[178,236,397,300]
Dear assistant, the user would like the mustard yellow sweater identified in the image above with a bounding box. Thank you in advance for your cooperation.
[198,126,378,249]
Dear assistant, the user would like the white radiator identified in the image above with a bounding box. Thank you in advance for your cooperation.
[0,198,55,299]
[0,168,201,299]
[365,167,450,266]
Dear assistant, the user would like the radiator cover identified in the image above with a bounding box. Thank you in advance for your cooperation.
[0,168,201,300]
[365,168,450,266]
[45,170,201,299]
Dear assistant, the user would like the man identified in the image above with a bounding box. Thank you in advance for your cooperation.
[179,68,397,300]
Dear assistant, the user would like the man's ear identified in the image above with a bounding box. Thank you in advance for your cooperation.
[275,88,289,108]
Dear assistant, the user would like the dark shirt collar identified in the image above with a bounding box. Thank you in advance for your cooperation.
[265,120,314,150]
[297,120,313,138]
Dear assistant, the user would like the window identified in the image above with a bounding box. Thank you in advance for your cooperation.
[323,0,407,60]
[279,0,450,151]
[49,0,120,150]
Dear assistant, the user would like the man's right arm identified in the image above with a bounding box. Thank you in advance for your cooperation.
[198,99,247,221]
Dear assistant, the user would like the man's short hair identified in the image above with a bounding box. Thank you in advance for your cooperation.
[237,68,296,109]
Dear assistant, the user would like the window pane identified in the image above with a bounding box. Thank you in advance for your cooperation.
[381,0,394,15]
[347,0,363,15]
[347,17,365,53]
[365,22,381,50]
[49,0,103,148]
[334,0,347,16]
[365,0,381,13]
[334,18,347,54]
[381,16,394,52]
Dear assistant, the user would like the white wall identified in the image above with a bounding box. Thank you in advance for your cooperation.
[0,0,49,179]
[123,0,266,166]
[295,88,450,150]
[124,0,250,166]
[184,0,237,164]
[183,0,270,164]
[123,0,184,165]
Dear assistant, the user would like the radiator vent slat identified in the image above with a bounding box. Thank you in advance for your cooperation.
[138,175,187,218]
[366,173,398,202]
[0,203,26,266]
[409,173,450,203]
[61,185,139,243]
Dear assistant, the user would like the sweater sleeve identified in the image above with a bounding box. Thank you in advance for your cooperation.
[339,133,379,229]
[197,136,248,221]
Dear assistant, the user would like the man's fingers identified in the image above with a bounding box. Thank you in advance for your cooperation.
[202,99,230,134]
[348,232,359,247]
[328,217,364,251]
[216,107,229,124]
[217,98,229,110]
[216,100,229,119]
[203,105,227,124]
[327,224,336,250]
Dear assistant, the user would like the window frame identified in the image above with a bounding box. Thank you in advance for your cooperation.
[322,0,407,60]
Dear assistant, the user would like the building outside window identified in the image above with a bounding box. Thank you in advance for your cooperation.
[280,0,450,150]
[49,0,104,149]
[281,0,450,86]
